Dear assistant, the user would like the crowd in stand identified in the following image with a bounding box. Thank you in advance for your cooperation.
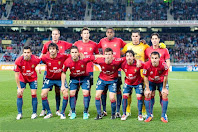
[170,1,198,20]
[0,3,6,18]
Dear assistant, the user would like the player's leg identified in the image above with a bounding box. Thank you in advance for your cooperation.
[30,81,38,119]
[16,82,25,120]
[126,93,132,116]
[95,78,105,120]
[159,83,169,123]
[60,83,69,119]
[121,83,131,121]
[144,81,153,122]
[41,78,53,119]
[101,86,108,116]
[39,71,47,116]
[134,83,144,121]
[151,90,156,117]
[55,86,61,116]
[69,78,78,119]
[116,73,122,118]
[109,81,117,119]
[142,83,147,118]
[81,77,91,119]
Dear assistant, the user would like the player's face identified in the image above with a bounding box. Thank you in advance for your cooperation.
[49,46,58,56]
[151,35,160,46]
[70,49,79,60]
[104,51,113,63]
[106,29,115,40]
[23,49,32,60]
[52,30,60,41]
[126,53,134,64]
[81,30,90,41]
[131,33,140,44]
[151,54,160,66]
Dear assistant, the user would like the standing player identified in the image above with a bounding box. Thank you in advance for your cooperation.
[121,30,149,117]
[120,50,144,121]
[40,43,69,119]
[143,51,169,123]
[61,46,103,119]
[14,46,41,120]
[94,48,125,120]
[144,33,170,116]
[39,29,72,117]
[71,27,99,115]
[97,28,126,117]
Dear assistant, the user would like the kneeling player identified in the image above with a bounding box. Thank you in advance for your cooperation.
[14,46,41,120]
[41,43,69,119]
[94,48,125,120]
[120,50,144,121]
[143,51,169,123]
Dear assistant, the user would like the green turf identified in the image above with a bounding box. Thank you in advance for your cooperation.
[0,71,198,132]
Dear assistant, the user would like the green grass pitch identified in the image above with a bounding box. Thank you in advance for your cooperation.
[0,71,198,132]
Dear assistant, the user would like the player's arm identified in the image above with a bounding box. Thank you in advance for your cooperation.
[162,75,168,95]
[61,72,67,92]
[120,45,127,55]
[144,76,151,98]
[15,72,23,95]
[165,59,170,68]
[94,55,105,59]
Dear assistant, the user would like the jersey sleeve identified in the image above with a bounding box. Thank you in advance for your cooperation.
[93,57,102,64]
[97,40,102,49]
[162,62,169,76]
[94,43,99,54]
[144,48,149,61]
[14,59,20,72]
[42,43,48,54]
[120,39,127,48]
[164,48,170,61]
[41,56,46,64]
[62,60,69,73]
[121,44,128,54]
[143,63,149,77]
[65,42,72,49]
[34,55,41,64]
[84,55,95,63]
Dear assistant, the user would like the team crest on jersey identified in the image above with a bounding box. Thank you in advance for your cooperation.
[112,66,115,69]
[139,48,143,51]
[114,44,117,47]
[125,69,127,72]
[102,66,105,69]
[134,69,137,73]
[150,71,153,74]
[158,70,162,74]
[90,48,92,51]
[80,47,83,50]
[72,67,75,70]
[81,65,84,68]
[22,66,25,69]
[48,63,51,66]
[32,64,35,68]
[60,46,63,49]
[58,61,61,65]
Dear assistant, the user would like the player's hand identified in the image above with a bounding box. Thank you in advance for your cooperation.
[162,88,169,95]
[140,39,147,44]
[136,60,142,67]
[61,86,66,92]
[144,89,151,97]
[38,66,41,74]
[159,42,166,49]
[79,53,85,60]
[17,88,23,96]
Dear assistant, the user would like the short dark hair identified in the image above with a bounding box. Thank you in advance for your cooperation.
[106,27,114,33]
[81,27,90,34]
[132,30,140,35]
[23,46,31,51]
[70,46,78,53]
[104,47,113,53]
[126,50,135,57]
[48,43,59,51]
[151,33,160,38]
[150,51,160,58]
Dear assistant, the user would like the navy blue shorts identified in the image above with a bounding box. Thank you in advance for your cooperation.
[18,81,37,89]
[123,83,143,95]
[69,76,90,91]
[42,78,68,91]
[96,78,117,93]
[148,81,169,92]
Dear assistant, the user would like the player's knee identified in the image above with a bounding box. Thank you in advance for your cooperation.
[110,98,116,103]
[70,90,76,97]
[109,95,115,101]
[162,93,168,99]
[136,94,142,98]
[151,91,155,97]
[83,90,89,96]
[41,92,47,98]
[95,93,101,98]
[17,94,23,98]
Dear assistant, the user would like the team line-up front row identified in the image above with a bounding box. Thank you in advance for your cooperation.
[14,43,169,123]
